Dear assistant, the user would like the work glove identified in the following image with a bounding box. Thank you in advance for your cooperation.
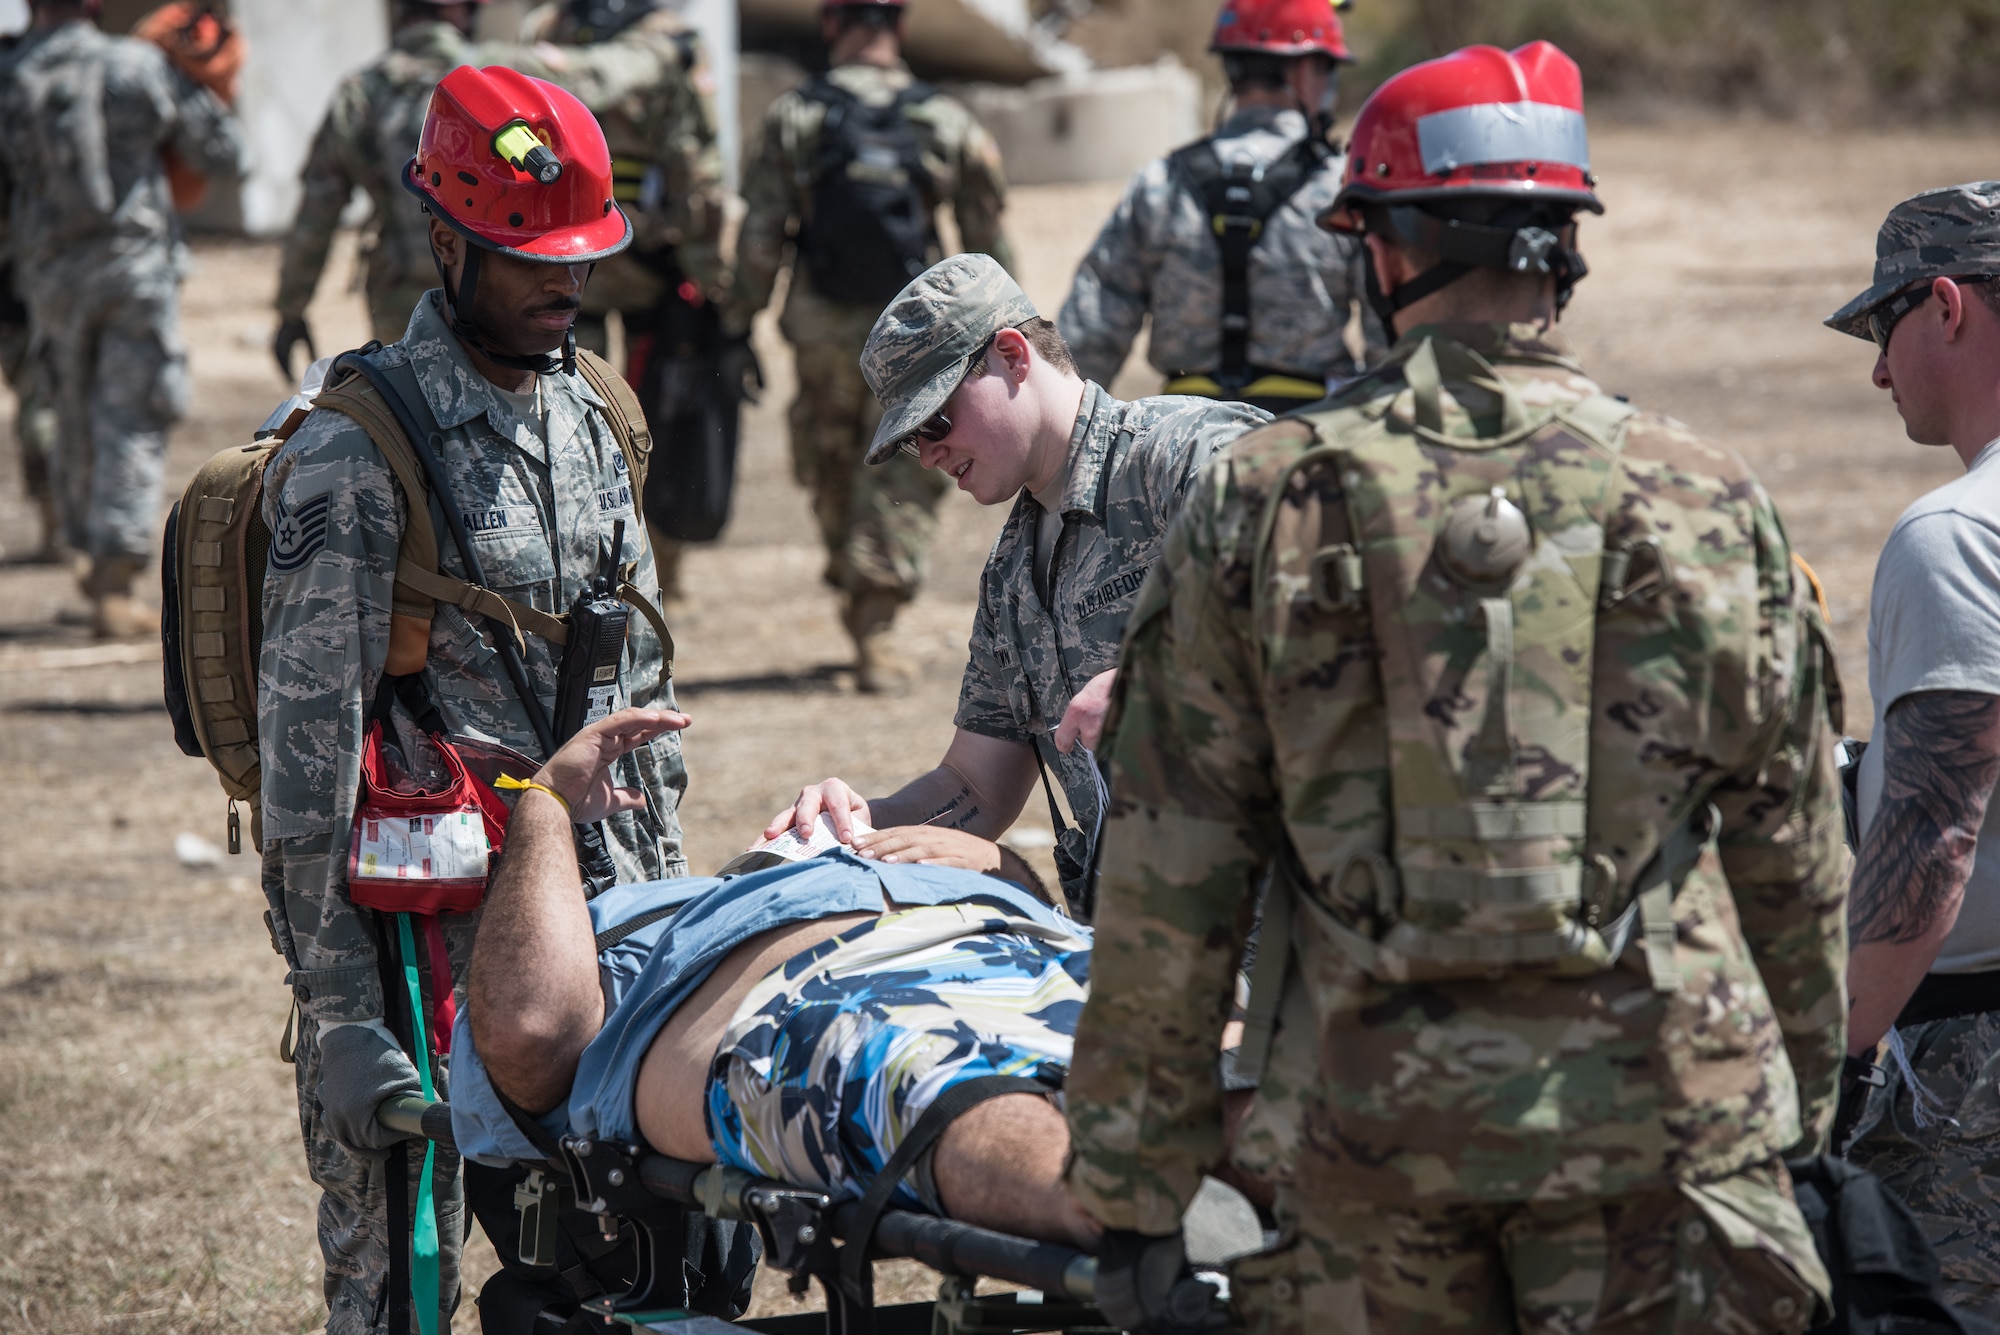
[315,1019,423,1157]
[272,316,316,381]
[719,333,763,406]
[1831,1052,1887,1156]
[1094,1229,1226,1334]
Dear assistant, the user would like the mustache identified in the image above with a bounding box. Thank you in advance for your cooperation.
[527,297,582,317]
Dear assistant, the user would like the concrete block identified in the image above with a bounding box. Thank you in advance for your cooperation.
[958,58,1201,186]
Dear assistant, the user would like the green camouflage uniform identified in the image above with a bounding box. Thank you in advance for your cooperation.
[728,61,1013,604]
[1066,322,1850,1333]
[1058,107,1385,397]
[954,382,1266,911]
[258,293,683,1333]
[524,5,727,334]
[276,19,716,345]
[0,18,244,569]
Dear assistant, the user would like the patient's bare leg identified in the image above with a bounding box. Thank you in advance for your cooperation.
[932,1094,1102,1253]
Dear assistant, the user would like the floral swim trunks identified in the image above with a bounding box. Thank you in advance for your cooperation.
[704,901,1091,1210]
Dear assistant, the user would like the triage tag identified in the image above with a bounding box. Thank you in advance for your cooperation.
[355,810,490,884]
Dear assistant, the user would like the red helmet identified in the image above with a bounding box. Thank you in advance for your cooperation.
[1324,41,1600,233]
[403,65,630,264]
[1210,0,1350,60]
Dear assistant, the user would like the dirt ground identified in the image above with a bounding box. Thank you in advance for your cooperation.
[0,121,1991,1332]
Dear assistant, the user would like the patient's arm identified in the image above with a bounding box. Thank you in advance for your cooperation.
[934,1094,1102,1253]
[471,708,689,1114]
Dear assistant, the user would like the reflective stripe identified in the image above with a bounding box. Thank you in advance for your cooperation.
[1401,802,1586,840]
[1400,863,1581,907]
[1416,101,1590,175]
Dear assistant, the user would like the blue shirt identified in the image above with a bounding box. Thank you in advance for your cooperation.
[449,852,1085,1164]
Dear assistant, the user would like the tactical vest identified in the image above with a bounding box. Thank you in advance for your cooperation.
[1249,336,1714,996]
[1165,133,1329,399]
[794,79,939,307]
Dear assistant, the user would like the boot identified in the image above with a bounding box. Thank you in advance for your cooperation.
[83,555,159,641]
[843,589,913,696]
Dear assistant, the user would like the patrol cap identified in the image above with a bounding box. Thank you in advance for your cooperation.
[862,253,1039,466]
[1827,182,2000,340]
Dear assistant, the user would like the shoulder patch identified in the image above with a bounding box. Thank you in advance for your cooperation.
[269,492,331,573]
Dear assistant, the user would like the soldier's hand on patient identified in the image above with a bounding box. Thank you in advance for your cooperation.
[851,824,1002,873]
[1053,669,1117,755]
[532,708,690,824]
[765,778,872,844]
[315,1021,423,1157]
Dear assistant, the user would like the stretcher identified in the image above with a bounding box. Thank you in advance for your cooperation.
[378,1094,1132,1335]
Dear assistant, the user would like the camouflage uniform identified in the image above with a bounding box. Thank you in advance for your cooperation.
[728,61,1013,607]
[258,293,685,1333]
[0,18,244,572]
[276,19,717,345]
[1065,322,1850,1333]
[954,382,1266,912]
[0,262,58,558]
[1058,107,1384,405]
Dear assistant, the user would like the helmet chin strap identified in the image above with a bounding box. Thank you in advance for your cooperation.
[1366,205,1589,340]
[433,240,577,377]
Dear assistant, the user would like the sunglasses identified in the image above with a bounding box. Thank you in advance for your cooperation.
[896,339,995,459]
[1870,274,1995,351]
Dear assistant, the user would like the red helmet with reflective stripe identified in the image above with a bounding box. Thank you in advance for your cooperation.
[403,65,631,264]
[1324,41,1600,233]
[1210,0,1351,60]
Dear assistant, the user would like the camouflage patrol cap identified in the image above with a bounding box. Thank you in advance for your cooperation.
[1827,182,2000,340]
[861,253,1039,466]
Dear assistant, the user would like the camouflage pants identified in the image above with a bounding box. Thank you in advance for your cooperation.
[0,306,57,506]
[1846,1010,2000,1323]
[292,1009,467,1335]
[32,280,189,563]
[780,294,947,601]
[367,283,434,348]
[1230,1160,1828,1335]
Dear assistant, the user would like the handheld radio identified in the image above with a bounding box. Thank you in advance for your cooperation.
[552,519,631,744]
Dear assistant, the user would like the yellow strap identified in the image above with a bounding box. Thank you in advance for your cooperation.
[1240,374,1327,400]
[1163,374,1226,397]
[1793,552,1832,623]
[493,774,570,814]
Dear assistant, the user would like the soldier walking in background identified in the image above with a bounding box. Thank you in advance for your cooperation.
[521,0,733,605]
[727,0,1014,693]
[0,258,59,564]
[0,0,245,637]
[1066,43,1850,1335]
[1058,0,1383,415]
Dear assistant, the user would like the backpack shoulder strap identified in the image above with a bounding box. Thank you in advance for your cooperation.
[312,371,573,657]
[573,347,652,505]
[1554,392,1640,452]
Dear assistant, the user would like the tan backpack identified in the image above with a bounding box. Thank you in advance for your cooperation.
[163,348,657,854]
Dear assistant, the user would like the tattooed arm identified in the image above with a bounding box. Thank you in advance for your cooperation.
[762,727,1042,845]
[1847,689,2000,1052]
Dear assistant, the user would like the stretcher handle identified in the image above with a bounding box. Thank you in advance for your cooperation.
[379,1094,457,1149]
[374,1094,1100,1305]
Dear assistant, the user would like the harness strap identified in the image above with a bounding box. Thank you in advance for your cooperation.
[1232,866,1293,1086]
[837,1072,1057,1310]
[1170,135,1328,389]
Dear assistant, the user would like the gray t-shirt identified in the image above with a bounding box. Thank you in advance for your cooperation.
[1859,436,2000,973]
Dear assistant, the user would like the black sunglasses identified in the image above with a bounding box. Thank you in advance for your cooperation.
[897,339,995,459]
[1870,274,1995,351]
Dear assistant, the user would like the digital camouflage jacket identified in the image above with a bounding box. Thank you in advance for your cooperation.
[1066,322,1850,1231]
[1058,107,1384,391]
[259,294,683,1026]
[955,382,1266,904]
